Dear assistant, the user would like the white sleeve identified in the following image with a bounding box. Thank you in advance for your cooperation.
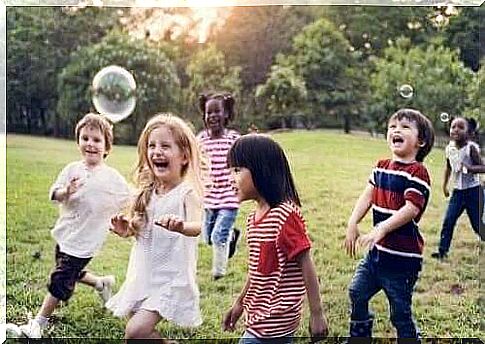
[49,163,73,202]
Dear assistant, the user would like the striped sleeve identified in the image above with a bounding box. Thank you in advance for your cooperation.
[404,164,431,213]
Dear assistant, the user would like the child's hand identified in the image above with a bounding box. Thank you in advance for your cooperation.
[358,229,385,250]
[442,185,449,198]
[66,176,83,196]
[308,313,329,342]
[110,214,131,238]
[343,224,360,258]
[155,215,185,234]
[222,302,243,332]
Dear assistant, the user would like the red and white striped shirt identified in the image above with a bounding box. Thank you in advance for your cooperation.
[243,202,312,338]
[197,129,240,209]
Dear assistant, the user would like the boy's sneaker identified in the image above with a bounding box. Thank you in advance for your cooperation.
[228,228,241,259]
[431,251,447,260]
[98,275,115,305]
[18,319,43,338]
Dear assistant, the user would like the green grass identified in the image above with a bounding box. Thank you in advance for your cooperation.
[6,132,483,339]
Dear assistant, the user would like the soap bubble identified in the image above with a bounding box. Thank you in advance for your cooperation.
[92,65,136,123]
[440,112,450,122]
[398,84,414,99]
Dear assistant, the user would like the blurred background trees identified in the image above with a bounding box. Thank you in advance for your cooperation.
[6,5,483,143]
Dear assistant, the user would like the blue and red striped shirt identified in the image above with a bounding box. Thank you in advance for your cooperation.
[369,159,431,262]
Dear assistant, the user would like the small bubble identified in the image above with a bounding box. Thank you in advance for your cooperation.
[440,112,450,122]
[399,84,414,99]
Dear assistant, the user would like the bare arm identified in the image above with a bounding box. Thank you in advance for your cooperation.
[344,184,373,257]
[222,277,251,331]
[463,145,485,173]
[358,201,420,249]
[296,250,328,339]
[443,159,451,197]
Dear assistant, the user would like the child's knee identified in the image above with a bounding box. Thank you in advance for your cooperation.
[124,323,151,339]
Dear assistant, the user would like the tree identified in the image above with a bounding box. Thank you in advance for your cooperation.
[463,60,483,129]
[185,44,242,129]
[255,65,307,129]
[6,7,121,135]
[284,18,360,131]
[368,37,475,135]
[57,31,181,144]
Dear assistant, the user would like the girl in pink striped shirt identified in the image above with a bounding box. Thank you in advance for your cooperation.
[197,92,241,280]
[223,134,328,343]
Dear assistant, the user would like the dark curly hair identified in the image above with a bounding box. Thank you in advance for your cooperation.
[198,91,235,126]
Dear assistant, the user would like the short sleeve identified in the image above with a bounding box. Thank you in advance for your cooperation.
[404,164,431,215]
[184,188,203,224]
[49,163,73,202]
[278,211,312,261]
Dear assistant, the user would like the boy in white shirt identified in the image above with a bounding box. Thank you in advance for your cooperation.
[12,113,130,338]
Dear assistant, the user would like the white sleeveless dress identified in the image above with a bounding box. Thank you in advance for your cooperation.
[106,182,202,327]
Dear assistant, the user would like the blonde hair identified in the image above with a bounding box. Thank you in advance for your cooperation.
[75,113,113,158]
[128,113,207,235]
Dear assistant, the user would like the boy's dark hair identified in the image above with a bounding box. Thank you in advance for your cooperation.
[198,92,235,125]
[227,134,301,208]
[389,108,435,162]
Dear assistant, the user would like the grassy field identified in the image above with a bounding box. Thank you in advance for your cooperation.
[6,132,483,339]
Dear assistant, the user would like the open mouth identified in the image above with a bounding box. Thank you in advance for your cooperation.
[152,160,169,171]
[392,136,404,144]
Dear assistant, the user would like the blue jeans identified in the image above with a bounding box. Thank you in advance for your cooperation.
[203,208,238,246]
[239,330,294,344]
[438,185,484,254]
[348,249,420,338]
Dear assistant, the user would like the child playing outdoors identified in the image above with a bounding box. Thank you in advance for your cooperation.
[222,134,328,343]
[106,114,205,339]
[344,108,434,338]
[12,113,131,338]
[197,92,241,280]
[431,116,484,259]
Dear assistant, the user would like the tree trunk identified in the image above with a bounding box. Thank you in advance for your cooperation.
[343,113,351,134]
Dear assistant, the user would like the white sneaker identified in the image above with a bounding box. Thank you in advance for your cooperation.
[98,275,115,305]
[18,319,43,338]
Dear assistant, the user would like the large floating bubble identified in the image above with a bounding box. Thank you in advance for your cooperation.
[440,112,450,123]
[92,65,136,123]
[398,84,414,99]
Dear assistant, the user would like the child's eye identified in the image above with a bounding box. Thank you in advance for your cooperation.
[148,143,155,148]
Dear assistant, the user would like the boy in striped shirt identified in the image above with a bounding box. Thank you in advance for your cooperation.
[344,109,434,338]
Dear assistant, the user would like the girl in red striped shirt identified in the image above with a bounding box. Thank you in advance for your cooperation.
[223,134,328,343]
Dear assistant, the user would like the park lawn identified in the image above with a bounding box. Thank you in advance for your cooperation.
[5,132,483,339]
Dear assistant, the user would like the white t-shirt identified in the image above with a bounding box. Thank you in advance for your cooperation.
[49,160,131,258]
[445,141,480,190]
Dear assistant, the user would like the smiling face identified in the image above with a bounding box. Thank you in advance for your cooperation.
[147,125,188,188]
[449,117,468,145]
[230,166,259,203]
[387,117,421,162]
[204,98,226,135]
[78,125,106,168]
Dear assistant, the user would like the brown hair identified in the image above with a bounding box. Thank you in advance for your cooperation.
[75,113,113,158]
[389,108,435,162]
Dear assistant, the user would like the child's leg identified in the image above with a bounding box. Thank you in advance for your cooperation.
[437,190,465,254]
[79,272,115,304]
[464,185,484,240]
[211,208,238,278]
[202,209,217,245]
[381,269,420,338]
[348,253,381,337]
[124,309,162,339]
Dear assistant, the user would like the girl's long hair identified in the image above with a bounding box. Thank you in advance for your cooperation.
[129,113,207,235]
[228,134,301,208]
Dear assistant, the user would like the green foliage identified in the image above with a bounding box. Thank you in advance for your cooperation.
[57,31,182,144]
[368,37,475,135]
[7,133,482,338]
[462,62,484,129]
[185,44,242,129]
[6,7,121,136]
[285,18,361,129]
[255,65,307,128]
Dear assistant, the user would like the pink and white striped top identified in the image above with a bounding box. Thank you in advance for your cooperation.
[197,129,240,209]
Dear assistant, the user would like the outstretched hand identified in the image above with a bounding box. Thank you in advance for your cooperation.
[155,214,185,234]
[110,214,131,238]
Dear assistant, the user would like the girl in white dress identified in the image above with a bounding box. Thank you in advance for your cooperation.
[106,114,206,339]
